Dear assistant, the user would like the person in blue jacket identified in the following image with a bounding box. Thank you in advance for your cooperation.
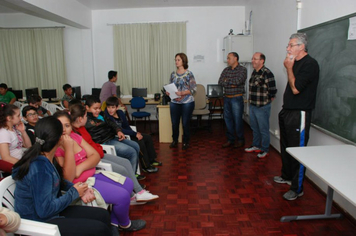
[12,116,113,236]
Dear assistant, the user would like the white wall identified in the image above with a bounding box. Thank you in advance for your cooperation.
[246,0,356,219]
[0,13,95,96]
[91,6,245,94]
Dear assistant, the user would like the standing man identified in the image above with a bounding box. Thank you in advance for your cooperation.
[100,70,118,103]
[245,52,277,158]
[274,33,319,200]
[219,52,247,148]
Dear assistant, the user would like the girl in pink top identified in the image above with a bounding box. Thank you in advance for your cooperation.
[54,111,146,232]
[0,103,31,164]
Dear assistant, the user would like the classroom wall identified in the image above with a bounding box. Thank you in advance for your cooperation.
[0,13,95,96]
[246,0,356,219]
[91,6,245,94]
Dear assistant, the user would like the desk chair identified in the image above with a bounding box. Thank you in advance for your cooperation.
[192,84,211,132]
[0,176,61,236]
[130,97,152,133]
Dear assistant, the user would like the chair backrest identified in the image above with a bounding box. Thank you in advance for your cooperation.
[0,176,16,211]
[13,101,23,109]
[130,97,146,110]
[41,101,49,110]
[47,103,63,115]
[193,84,207,110]
[101,144,117,156]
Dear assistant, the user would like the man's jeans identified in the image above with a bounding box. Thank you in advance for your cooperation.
[104,138,139,173]
[249,103,271,152]
[223,96,244,143]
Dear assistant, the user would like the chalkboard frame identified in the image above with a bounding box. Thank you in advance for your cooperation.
[299,12,356,145]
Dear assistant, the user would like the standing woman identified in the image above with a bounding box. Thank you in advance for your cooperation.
[168,53,197,150]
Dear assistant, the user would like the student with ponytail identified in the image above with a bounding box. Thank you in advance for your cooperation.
[12,117,113,236]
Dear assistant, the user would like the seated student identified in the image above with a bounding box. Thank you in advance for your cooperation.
[22,106,39,144]
[0,103,31,164]
[12,117,113,236]
[84,95,140,174]
[53,111,146,232]
[69,103,159,203]
[27,94,51,117]
[0,84,16,104]
[62,84,74,108]
[0,206,21,235]
[105,96,162,173]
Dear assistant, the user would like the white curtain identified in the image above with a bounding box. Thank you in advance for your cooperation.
[113,22,186,95]
[0,28,66,98]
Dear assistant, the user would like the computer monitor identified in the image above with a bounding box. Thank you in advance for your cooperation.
[25,88,39,99]
[92,88,101,99]
[72,86,82,100]
[207,84,223,98]
[132,88,147,97]
[42,89,57,102]
[116,85,121,98]
[12,90,23,101]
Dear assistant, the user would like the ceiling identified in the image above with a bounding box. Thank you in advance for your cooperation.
[0,0,248,16]
[75,0,248,10]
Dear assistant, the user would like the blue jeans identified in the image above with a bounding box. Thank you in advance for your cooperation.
[249,103,271,152]
[170,101,195,143]
[104,138,139,173]
[223,96,244,143]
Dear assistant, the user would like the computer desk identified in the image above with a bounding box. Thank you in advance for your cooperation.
[120,97,160,105]
[280,145,356,222]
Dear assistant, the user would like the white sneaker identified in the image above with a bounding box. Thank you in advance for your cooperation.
[136,190,159,202]
[130,194,147,205]
[257,152,269,159]
[244,146,262,153]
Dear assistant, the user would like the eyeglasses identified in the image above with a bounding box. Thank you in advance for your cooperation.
[26,112,38,117]
[286,44,301,49]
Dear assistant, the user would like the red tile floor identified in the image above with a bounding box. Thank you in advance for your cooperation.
[125,120,356,236]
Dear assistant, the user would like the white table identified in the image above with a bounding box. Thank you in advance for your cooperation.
[280,145,356,222]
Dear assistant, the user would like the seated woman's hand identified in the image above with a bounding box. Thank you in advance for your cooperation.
[73,182,88,197]
[81,188,96,203]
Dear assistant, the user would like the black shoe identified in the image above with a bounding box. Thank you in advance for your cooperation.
[169,140,178,148]
[151,160,162,166]
[182,143,189,150]
[136,174,146,180]
[222,141,233,148]
[234,141,245,148]
[119,219,146,231]
[142,166,158,173]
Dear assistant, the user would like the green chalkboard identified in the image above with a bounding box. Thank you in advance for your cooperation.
[299,13,356,144]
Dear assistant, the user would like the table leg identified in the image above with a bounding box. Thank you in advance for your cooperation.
[280,186,343,222]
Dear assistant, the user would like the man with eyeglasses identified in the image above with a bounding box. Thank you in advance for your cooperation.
[245,52,277,159]
[274,33,319,201]
[22,106,39,145]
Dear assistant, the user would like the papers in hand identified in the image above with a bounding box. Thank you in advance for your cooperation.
[164,83,180,100]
